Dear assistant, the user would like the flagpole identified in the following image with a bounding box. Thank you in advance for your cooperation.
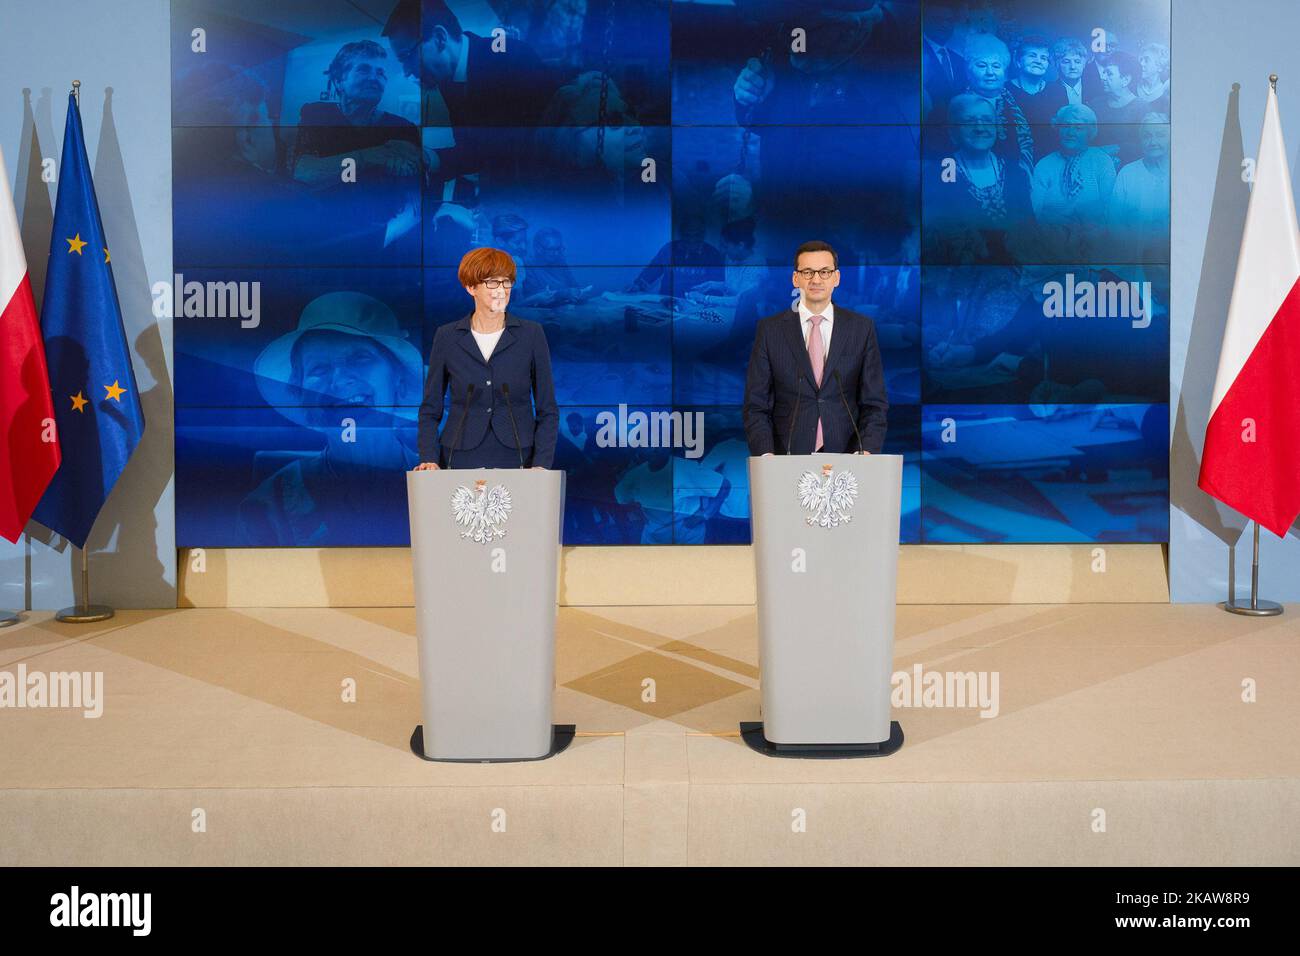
[50,76,112,625]
[1217,73,1286,618]
[54,544,114,623]
[1223,521,1283,616]
[3,531,23,625]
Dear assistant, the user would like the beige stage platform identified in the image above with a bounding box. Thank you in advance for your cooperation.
[1,603,1296,866]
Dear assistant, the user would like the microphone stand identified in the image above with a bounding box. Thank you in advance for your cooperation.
[445,383,476,469]
[833,370,865,454]
[501,382,526,468]
[785,373,806,455]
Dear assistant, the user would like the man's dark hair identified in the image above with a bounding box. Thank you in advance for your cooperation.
[382,0,463,41]
[794,240,838,269]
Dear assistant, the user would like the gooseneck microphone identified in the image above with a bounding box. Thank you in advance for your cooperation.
[833,369,865,454]
[445,383,476,469]
[500,382,526,468]
[785,373,807,455]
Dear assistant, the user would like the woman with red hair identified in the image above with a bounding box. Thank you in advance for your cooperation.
[415,247,558,470]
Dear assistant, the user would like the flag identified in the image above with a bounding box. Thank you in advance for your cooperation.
[31,94,144,548]
[1198,82,1300,537]
[0,144,61,543]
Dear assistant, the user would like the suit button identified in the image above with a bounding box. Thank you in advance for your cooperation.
[817,398,825,404]
[486,380,492,386]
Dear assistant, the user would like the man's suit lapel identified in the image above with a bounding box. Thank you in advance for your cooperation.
[781,311,818,388]
[823,309,854,379]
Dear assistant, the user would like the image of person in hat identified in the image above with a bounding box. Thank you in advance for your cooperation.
[239,291,425,545]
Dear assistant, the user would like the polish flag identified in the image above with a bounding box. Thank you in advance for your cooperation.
[0,144,61,542]
[1199,82,1300,536]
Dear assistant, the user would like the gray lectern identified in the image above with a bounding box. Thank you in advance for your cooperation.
[406,468,573,762]
[741,453,905,759]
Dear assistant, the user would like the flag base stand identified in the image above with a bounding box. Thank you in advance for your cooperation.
[54,604,114,624]
[1221,598,1283,617]
[0,610,19,628]
[1221,521,1284,617]
[54,545,114,623]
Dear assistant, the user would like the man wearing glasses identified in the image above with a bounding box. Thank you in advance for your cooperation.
[742,241,888,457]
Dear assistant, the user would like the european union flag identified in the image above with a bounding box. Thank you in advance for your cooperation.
[32,93,145,548]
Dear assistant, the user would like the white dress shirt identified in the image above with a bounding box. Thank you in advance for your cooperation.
[797,297,834,361]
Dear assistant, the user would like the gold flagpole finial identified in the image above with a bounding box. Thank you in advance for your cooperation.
[71,79,81,105]
[1270,74,1279,90]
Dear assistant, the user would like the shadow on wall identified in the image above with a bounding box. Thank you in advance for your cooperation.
[18,86,174,609]
[1170,83,1249,550]
[15,88,54,304]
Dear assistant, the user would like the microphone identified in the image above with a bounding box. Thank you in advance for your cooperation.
[833,370,865,454]
[785,373,806,455]
[500,382,526,468]
[445,383,476,469]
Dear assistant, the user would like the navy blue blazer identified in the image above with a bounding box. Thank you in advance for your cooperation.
[418,312,559,468]
[743,305,889,456]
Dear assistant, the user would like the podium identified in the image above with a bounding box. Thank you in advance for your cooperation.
[406,467,573,762]
[742,453,905,758]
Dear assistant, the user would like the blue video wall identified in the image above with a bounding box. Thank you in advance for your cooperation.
[172,0,1170,546]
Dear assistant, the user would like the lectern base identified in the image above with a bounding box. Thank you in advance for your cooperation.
[409,724,576,763]
[739,721,904,759]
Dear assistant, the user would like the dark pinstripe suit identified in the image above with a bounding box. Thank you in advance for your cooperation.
[742,305,889,456]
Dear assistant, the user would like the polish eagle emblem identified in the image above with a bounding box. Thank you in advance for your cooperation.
[797,463,858,529]
[450,479,512,543]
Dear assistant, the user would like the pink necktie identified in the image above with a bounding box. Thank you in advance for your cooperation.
[807,314,825,452]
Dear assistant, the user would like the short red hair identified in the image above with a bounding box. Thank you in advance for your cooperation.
[457,247,517,287]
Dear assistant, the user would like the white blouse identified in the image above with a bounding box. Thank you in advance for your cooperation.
[471,327,504,361]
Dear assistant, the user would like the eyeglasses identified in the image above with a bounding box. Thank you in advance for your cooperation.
[796,268,838,280]
[482,278,514,289]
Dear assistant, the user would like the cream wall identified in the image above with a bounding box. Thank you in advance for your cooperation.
[179,544,1168,607]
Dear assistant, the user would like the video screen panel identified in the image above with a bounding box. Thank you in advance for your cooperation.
[173,0,1171,546]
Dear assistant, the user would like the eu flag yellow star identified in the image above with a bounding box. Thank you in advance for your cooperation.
[70,391,88,413]
[103,247,110,263]
[66,233,87,255]
[104,380,126,402]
